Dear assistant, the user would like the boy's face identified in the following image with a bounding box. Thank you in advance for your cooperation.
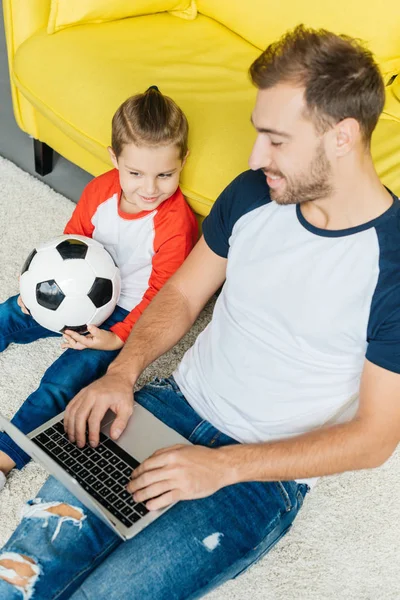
[109,143,187,213]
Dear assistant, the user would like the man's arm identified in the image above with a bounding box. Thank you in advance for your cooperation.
[128,359,400,510]
[64,236,227,446]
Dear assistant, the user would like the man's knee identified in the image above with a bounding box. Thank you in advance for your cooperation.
[0,552,39,595]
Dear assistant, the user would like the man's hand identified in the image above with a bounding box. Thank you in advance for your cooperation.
[127,445,235,510]
[64,372,134,447]
[61,325,124,351]
[17,295,29,315]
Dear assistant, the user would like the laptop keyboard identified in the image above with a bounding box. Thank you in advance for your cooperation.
[32,420,149,528]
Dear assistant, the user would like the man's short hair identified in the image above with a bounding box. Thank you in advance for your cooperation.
[249,25,385,144]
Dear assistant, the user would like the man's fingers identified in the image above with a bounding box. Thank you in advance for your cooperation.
[87,403,111,447]
[131,480,173,504]
[74,400,96,447]
[109,403,134,440]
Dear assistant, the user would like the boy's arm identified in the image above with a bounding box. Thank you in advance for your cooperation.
[111,214,198,343]
[64,182,96,237]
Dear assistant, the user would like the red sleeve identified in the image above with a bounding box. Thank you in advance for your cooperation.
[64,170,120,236]
[110,190,198,342]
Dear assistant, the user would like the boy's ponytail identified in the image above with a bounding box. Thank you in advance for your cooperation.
[112,87,188,159]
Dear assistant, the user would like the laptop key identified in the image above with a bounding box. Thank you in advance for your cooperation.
[103,450,113,460]
[53,422,65,434]
[104,464,115,475]
[83,446,95,457]
[70,448,81,459]
[111,483,123,494]
[52,446,63,457]
[135,503,149,517]
[123,466,133,478]
[104,477,115,488]
[98,471,108,482]
[98,459,108,469]
[120,490,131,501]
[116,461,127,471]
[91,466,101,476]
[58,451,69,462]
[99,487,111,499]
[109,455,119,466]
[107,493,118,505]
[65,457,76,468]
[79,468,90,480]
[122,505,135,516]
[127,512,141,525]
[35,433,50,444]
[92,481,104,492]
[86,475,96,486]
[114,499,125,511]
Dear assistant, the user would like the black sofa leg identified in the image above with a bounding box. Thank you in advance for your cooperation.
[34,139,54,176]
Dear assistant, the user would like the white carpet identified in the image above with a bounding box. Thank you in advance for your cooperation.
[0,156,399,599]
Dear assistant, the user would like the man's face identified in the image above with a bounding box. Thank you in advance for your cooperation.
[249,84,334,205]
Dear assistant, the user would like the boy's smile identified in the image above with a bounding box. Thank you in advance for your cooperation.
[109,143,187,214]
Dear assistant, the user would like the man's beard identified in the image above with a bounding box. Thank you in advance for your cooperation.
[269,141,334,205]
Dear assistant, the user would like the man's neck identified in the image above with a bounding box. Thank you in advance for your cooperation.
[300,154,393,231]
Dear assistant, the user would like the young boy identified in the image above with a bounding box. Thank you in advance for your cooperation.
[0,86,198,490]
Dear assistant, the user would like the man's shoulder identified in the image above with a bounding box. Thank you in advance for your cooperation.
[223,169,270,207]
[202,170,271,258]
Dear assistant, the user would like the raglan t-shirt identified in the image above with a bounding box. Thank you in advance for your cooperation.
[64,169,198,342]
[174,169,400,458]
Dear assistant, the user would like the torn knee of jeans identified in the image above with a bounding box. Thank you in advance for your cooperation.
[22,499,86,542]
[0,552,40,598]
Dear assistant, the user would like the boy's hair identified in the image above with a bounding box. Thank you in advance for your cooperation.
[249,25,385,144]
[112,87,188,159]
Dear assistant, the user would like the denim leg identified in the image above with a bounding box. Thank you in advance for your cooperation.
[0,476,121,600]
[0,306,128,469]
[0,295,59,352]
[0,379,309,600]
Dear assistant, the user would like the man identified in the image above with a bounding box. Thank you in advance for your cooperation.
[1,25,399,600]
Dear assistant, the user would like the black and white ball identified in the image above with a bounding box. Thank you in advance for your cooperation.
[19,235,121,334]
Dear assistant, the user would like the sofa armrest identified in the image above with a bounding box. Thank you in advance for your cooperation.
[3,0,51,134]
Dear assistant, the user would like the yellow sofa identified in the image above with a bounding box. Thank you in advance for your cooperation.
[3,0,400,218]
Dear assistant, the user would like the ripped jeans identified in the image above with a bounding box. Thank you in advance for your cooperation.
[0,377,309,600]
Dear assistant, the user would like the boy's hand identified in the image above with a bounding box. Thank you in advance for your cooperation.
[17,295,30,315]
[61,325,124,351]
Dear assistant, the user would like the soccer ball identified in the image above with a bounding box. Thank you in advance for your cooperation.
[19,235,121,334]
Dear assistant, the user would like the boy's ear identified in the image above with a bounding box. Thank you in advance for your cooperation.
[181,150,190,169]
[108,146,119,169]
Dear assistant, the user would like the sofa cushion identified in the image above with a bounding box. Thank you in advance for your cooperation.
[47,0,197,34]
[197,0,400,70]
[14,14,259,215]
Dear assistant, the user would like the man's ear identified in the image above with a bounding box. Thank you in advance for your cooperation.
[108,146,119,170]
[334,118,360,157]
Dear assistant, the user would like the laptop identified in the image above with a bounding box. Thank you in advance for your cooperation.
[0,404,191,540]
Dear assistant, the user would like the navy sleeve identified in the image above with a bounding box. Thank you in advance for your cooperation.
[366,303,400,374]
[202,169,271,258]
[366,204,400,373]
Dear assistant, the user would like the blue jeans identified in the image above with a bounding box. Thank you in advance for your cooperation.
[0,295,128,469]
[0,377,309,600]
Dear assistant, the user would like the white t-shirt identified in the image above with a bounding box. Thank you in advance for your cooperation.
[174,169,400,483]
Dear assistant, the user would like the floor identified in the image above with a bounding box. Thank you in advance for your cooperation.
[0,2,92,203]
